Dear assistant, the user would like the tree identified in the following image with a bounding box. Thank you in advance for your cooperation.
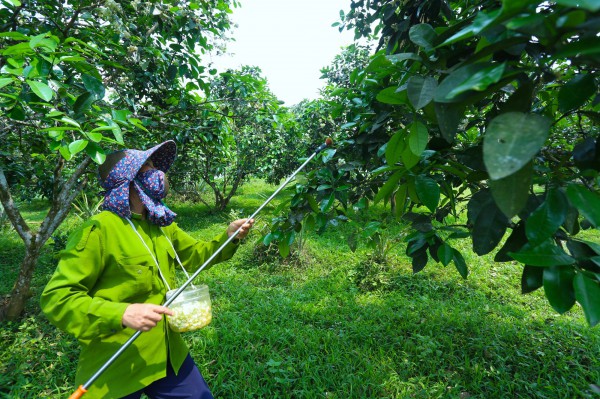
[0,0,236,320]
[289,0,600,325]
[172,66,285,210]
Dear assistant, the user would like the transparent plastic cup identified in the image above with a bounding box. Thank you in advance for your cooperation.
[166,285,212,332]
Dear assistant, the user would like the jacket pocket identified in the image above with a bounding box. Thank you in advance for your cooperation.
[93,253,155,302]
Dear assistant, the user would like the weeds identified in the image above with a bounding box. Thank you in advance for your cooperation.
[1,179,599,398]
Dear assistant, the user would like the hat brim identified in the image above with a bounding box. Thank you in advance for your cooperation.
[146,140,177,172]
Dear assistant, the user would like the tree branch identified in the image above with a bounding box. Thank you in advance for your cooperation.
[37,157,93,245]
[0,167,32,246]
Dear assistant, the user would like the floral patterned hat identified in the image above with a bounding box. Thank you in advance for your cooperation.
[100,140,177,223]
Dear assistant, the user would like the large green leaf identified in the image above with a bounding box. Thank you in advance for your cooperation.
[440,9,502,46]
[574,273,600,326]
[489,161,532,218]
[394,185,408,218]
[469,190,509,255]
[438,243,454,266]
[453,249,468,279]
[85,142,106,164]
[566,184,600,227]
[483,112,551,180]
[495,222,527,262]
[68,139,88,155]
[435,64,488,103]
[407,76,437,109]
[415,175,440,213]
[374,170,405,204]
[408,122,428,157]
[376,86,408,105]
[525,188,568,246]
[554,0,600,11]
[558,73,597,113]
[409,24,436,50]
[26,80,53,101]
[509,240,575,266]
[0,78,13,89]
[543,266,576,314]
[448,63,506,98]
[521,265,544,294]
[434,103,464,142]
[73,91,94,116]
[385,131,405,166]
[82,73,105,100]
[472,203,508,255]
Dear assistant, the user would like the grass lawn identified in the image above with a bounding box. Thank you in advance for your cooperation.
[1,180,599,398]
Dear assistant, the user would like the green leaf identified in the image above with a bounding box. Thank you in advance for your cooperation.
[385,131,405,166]
[453,249,468,279]
[438,243,454,266]
[306,195,319,213]
[525,188,568,246]
[68,139,88,155]
[495,222,527,262]
[435,64,489,103]
[73,92,95,116]
[82,74,105,100]
[0,78,14,89]
[415,175,440,213]
[26,80,53,101]
[85,142,106,164]
[558,74,597,113]
[483,112,551,180]
[58,146,72,161]
[554,0,600,12]
[409,24,436,50]
[448,63,506,98]
[278,238,290,258]
[489,161,532,218]
[408,122,428,157]
[469,190,509,255]
[521,265,544,294]
[85,132,103,142]
[566,184,600,227]
[320,192,335,212]
[374,170,405,204]
[394,185,408,218]
[509,240,575,267]
[376,86,408,105]
[434,103,464,143]
[543,266,576,314]
[440,9,502,46]
[401,146,420,170]
[574,273,600,326]
[407,75,437,109]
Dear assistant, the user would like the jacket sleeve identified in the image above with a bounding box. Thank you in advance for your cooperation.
[166,223,239,273]
[40,221,128,340]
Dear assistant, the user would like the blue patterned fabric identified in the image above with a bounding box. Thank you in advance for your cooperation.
[100,141,177,226]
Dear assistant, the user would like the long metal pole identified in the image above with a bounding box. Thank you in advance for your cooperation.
[68,138,333,399]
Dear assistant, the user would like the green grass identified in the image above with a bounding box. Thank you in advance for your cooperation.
[1,180,599,398]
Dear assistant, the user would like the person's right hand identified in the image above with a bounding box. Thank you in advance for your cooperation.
[122,303,174,332]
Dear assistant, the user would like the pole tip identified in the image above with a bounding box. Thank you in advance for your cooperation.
[325,137,333,147]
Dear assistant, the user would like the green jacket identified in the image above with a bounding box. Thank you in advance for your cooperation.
[40,210,238,398]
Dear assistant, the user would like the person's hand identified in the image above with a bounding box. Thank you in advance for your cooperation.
[122,303,173,332]
[227,218,255,240]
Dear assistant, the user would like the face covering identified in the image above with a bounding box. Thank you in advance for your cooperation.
[132,168,176,226]
[136,169,169,199]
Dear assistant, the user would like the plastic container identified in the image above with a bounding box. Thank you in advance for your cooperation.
[165,285,212,332]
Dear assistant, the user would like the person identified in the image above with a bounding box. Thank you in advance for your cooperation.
[40,140,253,399]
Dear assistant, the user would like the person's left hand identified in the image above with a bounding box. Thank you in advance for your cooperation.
[227,218,255,240]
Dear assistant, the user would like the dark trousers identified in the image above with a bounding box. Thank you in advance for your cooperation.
[120,354,214,399]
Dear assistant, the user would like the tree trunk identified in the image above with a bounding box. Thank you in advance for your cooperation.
[1,244,40,320]
[0,157,91,321]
